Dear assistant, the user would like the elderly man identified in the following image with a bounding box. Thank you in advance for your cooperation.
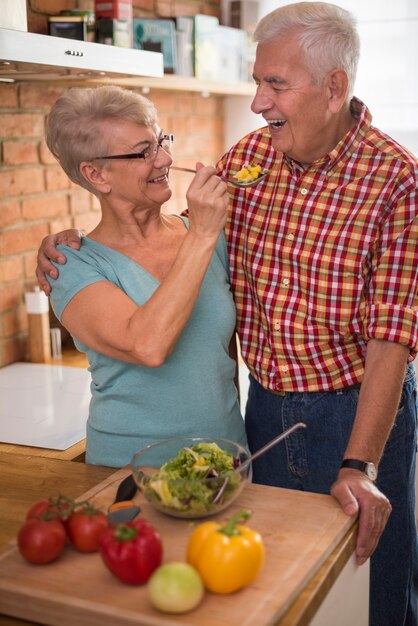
[218,3,417,625]
[36,3,417,624]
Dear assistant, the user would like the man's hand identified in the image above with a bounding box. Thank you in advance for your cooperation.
[36,229,83,295]
[331,468,392,565]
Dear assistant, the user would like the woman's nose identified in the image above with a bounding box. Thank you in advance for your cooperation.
[155,145,173,167]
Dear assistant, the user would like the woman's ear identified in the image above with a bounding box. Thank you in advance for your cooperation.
[326,69,349,113]
[79,161,111,194]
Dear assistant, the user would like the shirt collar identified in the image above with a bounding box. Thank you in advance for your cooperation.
[284,97,372,175]
[327,97,371,168]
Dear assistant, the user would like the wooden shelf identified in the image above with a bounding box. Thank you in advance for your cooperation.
[0,28,255,97]
[88,74,256,97]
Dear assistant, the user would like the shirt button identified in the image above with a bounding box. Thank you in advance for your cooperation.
[282,278,289,286]
[274,321,280,331]
[300,188,308,195]
[287,233,294,241]
[281,365,288,373]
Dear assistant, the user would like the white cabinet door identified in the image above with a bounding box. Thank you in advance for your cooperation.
[310,557,369,626]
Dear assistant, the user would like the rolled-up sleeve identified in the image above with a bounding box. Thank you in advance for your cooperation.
[363,177,418,355]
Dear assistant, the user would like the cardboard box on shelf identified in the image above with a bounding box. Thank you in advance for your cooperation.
[230,0,259,31]
[48,14,95,43]
[133,18,177,74]
[96,18,133,48]
[95,0,132,20]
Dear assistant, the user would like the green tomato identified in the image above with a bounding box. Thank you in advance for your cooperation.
[148,562,204,613]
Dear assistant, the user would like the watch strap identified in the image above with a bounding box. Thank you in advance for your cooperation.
[341,458,377,481]
[341,459,367,472]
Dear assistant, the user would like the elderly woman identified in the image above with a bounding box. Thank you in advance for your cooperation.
[43,85,246,467]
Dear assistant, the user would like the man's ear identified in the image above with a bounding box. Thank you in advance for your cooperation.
[326,69,349,113]
[79,161,111,194]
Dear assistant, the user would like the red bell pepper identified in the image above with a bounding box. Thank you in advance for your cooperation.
[99,519,163,585]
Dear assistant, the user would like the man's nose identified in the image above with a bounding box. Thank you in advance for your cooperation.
[251,85,272,115]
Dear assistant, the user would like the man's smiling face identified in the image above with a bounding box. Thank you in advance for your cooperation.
[251,30,335,167]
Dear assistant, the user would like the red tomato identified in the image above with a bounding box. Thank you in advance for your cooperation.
[26,495,74,523]
[18,518,67,564]
[99,519,163,585]
[67,508,109,553]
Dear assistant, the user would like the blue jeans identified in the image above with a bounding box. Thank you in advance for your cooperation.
[245,365,418,626]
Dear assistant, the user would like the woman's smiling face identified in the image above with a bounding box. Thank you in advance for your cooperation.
[99,118,173,208]
[251,30,335,166]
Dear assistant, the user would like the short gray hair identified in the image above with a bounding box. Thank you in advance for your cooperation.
[45,86,157,194]
[254,2,360,98]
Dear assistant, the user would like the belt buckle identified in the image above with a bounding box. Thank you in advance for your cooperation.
[275,389,286,396]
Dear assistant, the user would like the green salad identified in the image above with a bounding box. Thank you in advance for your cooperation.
[141,442,243,516]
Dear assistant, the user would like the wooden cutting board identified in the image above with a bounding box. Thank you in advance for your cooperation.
[0,467,354,626]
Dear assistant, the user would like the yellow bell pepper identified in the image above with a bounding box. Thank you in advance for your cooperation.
[186,510,265,594]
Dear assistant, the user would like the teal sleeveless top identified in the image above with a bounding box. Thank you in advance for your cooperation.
[48,217,247,467]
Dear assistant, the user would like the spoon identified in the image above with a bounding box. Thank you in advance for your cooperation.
[169,165,270,188]
[213,421,306,503]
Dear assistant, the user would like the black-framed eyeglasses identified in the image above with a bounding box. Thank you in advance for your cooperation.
[93,134,174,161]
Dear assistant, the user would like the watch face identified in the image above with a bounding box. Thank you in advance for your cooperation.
[366,463,378,481]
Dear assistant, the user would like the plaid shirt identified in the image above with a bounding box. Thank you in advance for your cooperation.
[217,98,418,392]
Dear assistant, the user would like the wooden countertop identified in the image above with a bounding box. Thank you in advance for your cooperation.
[0,452,357,626]
[0,453,113,547]
[0,453,114,626]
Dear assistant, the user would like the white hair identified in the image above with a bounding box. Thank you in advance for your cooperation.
[254,2,360,98]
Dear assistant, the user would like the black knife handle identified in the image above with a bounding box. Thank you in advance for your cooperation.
[114,474,137,504]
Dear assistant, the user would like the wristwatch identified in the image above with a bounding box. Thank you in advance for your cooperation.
[341,458,378,481]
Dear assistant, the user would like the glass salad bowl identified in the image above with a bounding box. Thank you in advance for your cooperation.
[131,437,252,519]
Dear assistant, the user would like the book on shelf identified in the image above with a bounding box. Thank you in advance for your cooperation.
[133,18,177,74]
[174,16,194,77]
[229,0,259,81]
[217,25,248,83]
[193,14,251,83]
[193,14,219,81]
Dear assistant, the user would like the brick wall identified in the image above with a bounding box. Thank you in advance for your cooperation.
[0,0,224,367]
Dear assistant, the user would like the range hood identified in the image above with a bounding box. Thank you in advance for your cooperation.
[0,28,164,82]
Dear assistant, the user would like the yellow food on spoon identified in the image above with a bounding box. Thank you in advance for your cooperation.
[234,163,263,182]
[248,164,262,177]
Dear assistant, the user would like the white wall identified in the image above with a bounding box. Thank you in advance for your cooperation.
[223,95,259,149]
[223,0,418,155]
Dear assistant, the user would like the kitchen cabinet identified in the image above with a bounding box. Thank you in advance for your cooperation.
[0,348,88,461]
[0,454,367,626]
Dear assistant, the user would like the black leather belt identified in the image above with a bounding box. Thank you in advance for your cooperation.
[271,382,361,397]
[338,382,362,391]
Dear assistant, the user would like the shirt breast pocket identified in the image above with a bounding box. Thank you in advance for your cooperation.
[301,251,366,330]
